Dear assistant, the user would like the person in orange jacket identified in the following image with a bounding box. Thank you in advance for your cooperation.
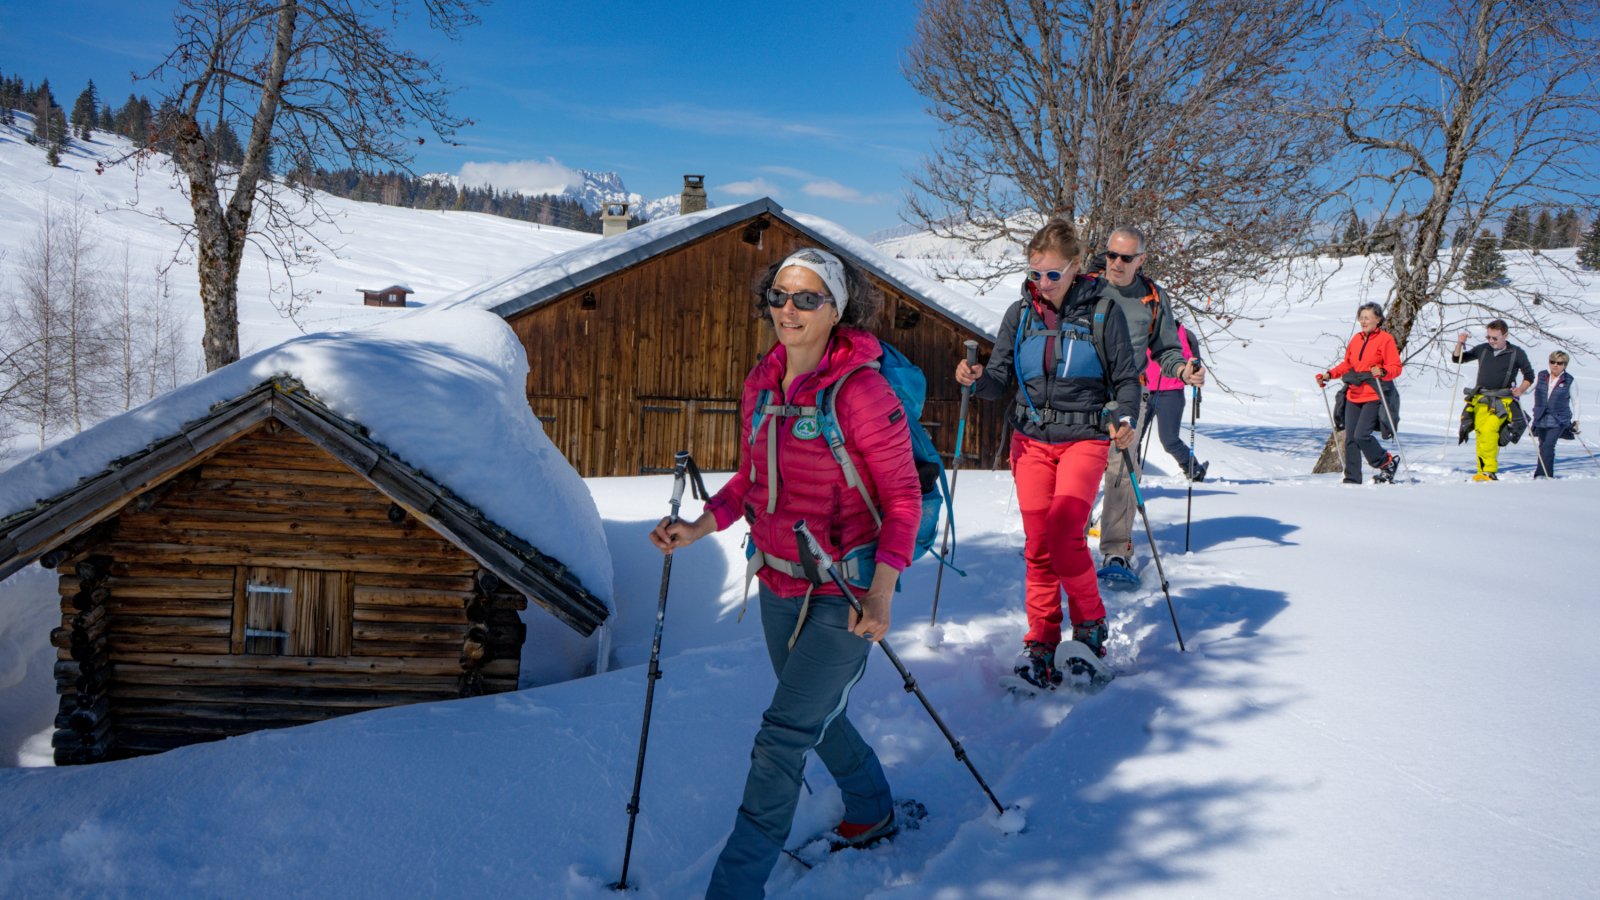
[1316,302,1404,483]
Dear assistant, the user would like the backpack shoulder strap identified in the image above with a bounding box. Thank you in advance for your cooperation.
[1090,295,1116,394]
[819,362,884,529]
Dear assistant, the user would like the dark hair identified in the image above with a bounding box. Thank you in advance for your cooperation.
[1487,318,1509,334]
[1358,302,1385,322]
[753,250,883,330]
[1026,218,1084,264]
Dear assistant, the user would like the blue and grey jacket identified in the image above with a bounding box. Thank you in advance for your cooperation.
[973,276,1143,443]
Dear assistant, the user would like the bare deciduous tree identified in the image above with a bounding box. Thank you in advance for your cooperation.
[1302,0,1600,472]
[901,0,1338,322]
[1313,0,1600,358]
[132,0,480,372]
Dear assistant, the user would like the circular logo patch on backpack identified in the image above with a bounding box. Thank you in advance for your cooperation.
[793,416,822,440]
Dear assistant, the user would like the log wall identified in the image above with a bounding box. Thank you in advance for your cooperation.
[50,423,527,761]
[512,215,1011,477]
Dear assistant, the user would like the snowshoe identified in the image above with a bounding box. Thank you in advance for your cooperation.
[1187,460,1209,483]
[1373,453,1400,484]
[788,800,927,867]
[1473,472,1498,482]
[1097,556,1139,590]
[1053,639,1116,692]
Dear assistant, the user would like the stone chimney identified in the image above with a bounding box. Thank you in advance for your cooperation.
[681,175,707,215]
[601,201,631,238]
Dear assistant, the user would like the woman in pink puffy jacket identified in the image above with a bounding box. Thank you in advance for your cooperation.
[650,247,921,899]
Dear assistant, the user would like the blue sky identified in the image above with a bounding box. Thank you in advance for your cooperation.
[0,0,936,236]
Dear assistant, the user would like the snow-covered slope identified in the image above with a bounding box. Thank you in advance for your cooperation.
[0,117,600,360]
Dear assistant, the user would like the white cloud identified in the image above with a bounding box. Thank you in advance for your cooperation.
[759,165,816,179]
[801,180,878,204]
[457,157,585,196]
[716,178,784,198]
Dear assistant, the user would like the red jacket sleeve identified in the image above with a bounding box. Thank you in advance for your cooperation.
[703,382,757,532]
[1379,333,1402,381]
[833,371,921,572]
[1329,336,1356,379]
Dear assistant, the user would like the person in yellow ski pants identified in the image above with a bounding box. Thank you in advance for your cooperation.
[1465,394,1509,476]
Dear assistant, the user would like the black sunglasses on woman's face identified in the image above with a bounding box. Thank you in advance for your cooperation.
[766,288,834,311]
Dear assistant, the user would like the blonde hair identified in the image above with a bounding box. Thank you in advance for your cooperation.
[1550,350,1570,365]
[1026,218,1084,264]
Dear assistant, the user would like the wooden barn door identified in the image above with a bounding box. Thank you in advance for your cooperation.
[637,399,743,473]
[235,567,352,657]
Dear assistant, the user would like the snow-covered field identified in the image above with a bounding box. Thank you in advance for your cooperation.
[3,119,1600,898]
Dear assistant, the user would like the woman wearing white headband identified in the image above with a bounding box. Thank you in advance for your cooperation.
[650,247,923,898]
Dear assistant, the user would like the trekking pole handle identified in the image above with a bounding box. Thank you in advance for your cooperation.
[668,451,689,522]
[964,340,979,369]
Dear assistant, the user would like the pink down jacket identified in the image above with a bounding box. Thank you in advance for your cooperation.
[704,327,921,599]
[1145,324,1196,392]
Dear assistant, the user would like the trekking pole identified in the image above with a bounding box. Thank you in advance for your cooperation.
[1439,348,1465,461]
[1367,374,1415,483]
[930,341,979,628]
[1320,383,1347,474]
[793,520,1012,817]
[1185,382,1200,553]
[613,451,708,891]
[1118,447,1186,651]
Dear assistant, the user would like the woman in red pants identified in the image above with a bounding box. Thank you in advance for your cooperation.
[956,219,1142,688]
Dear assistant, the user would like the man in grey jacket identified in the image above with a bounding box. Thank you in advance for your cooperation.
[1096,227,1205,579]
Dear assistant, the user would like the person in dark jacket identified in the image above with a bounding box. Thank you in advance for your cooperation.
[1453,320,1535,481]
[651,248,921,899]
[1091,227,1204,574]
[955,219,1141,690]
[1316,303,1403,484]
[1530,350,1576,478]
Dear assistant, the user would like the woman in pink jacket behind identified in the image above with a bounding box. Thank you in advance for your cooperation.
[651,248,921,900]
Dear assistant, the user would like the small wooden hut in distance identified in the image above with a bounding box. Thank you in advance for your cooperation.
[431,198,1007,477]
[0,314,610,765]
[359,285,414,307]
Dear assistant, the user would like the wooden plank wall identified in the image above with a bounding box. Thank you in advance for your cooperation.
[51,424,527,760]
[513,215,1011,478]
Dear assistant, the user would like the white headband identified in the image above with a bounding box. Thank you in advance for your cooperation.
[778,248,849,320]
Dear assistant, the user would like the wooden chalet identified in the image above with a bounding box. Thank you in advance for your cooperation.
[0,378,607,766]
[458,198,1008,477]
[360,284,414,307]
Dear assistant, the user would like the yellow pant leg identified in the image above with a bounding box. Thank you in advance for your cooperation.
[1473,400,1506,473]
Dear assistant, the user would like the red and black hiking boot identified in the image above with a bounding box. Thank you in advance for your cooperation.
[1014,641,1061,690]
[1072,618,1109,660]
[830,809,897,851]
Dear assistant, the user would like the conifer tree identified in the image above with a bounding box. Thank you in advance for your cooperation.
[71,81,98,140]
[1453,225,1471,249]
[1532,209,1554,249]
[99,103,114,132]
[1502,205,1532,249]
[1553,209,1580,248]
[1465,230,1509,288]
[1579,216,1600,270]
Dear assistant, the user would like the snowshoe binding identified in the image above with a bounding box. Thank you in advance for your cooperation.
[1097,556,1140,590]
[788,800,927,868]
[1473,472,1498,482]
[1005,641,1061,693]
[1373,454,1401,484]
[1187,459,1209,483]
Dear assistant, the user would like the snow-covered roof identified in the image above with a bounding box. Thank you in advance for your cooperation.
[422,198,1004,340]
[0,309,612,629]
[357,284,415,294]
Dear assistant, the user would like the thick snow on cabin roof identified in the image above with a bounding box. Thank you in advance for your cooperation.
[421,199,1004,340]
[0,309,612,608]
[357,284,415,294]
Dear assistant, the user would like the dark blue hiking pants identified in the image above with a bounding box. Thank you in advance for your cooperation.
[705,585,894,900]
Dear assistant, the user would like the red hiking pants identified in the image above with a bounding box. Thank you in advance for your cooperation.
[1010,432,1109,645]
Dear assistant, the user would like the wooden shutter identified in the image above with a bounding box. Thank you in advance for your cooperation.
[235,567,351,657]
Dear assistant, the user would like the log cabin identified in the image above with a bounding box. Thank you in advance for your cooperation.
[0,343,609,765]
[431,198,1009,477]
[359,284,414,307]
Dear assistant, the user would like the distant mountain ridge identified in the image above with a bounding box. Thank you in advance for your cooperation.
[425,169,708,222]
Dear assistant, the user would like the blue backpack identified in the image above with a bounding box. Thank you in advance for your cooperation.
[748,340,962,584]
